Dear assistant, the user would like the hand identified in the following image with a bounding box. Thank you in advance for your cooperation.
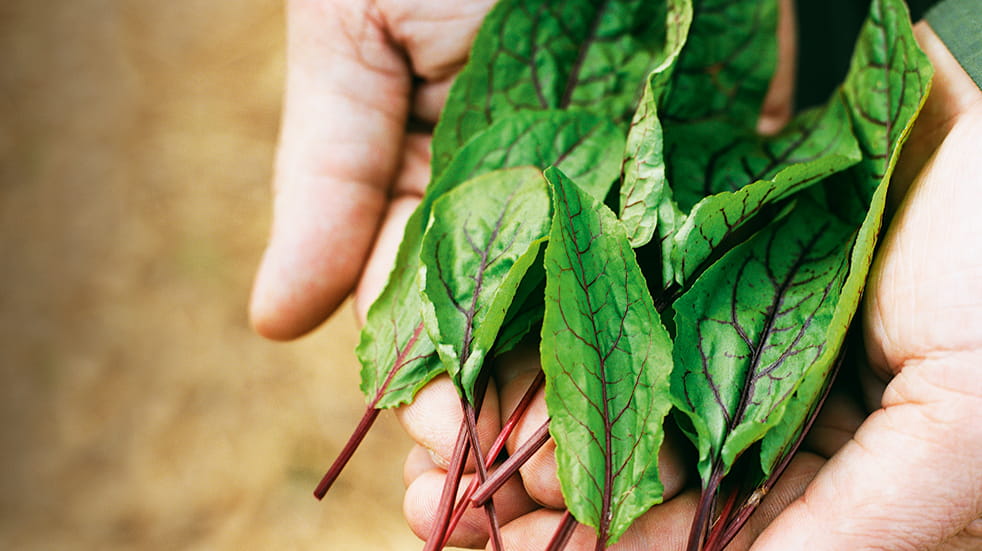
[255,1,982,548]
[398,20,982,551]
[250,0,497,339]
[750,23,982,550]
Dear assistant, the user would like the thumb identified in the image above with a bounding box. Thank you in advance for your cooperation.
[250,0,410,339]
[751,352,982,550]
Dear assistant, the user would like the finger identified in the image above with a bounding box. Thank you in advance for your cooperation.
[405,467,539,549]
[378,0,498,82]
[251,0,411,339]
[757,0,797,135]
[750,353,982,551]
[413,76,456,124]
[499,361,563,508]
[864,108,982,380]
[405,444,439,487]
[395,374,502,471]
[493,454,825,550]
[940,524,982,551]
[494,346,689,511]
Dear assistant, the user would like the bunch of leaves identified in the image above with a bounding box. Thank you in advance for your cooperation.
[312,0,933,549]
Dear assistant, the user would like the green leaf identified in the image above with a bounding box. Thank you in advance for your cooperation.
[420,167,552,402]
[492,249,547,358]
[439,110,624,203]
[358,109,623,410]
[542,167,674,546]
[671,194,855,483]
[356,241,442,410]
[668,95,862,286]
[663,0,778,130]
[618,0,693,247]
[842,0,933,189]
[759,0,932,474]
[431,0,675,178]
[635,0,777,271]
[624,0,863,291]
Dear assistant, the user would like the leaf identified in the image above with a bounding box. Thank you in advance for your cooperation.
[620,1,863,291]
[420,167,552,402]
[634,0,778,281]
[618,0,693,247]
[542,167,674,546]
[662,0,778,130]
[642,87,862,291]
[671,194,855,483]
[358,110,623,409]
[668,95,862,286]
[356,241,442,410]
[431,0,675,178]
[492,250,547,358]
[439,110,624,203]
[842,0,932,190]
[759,0,932,474]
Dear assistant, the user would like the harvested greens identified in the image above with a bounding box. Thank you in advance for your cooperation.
[314,0,933,549]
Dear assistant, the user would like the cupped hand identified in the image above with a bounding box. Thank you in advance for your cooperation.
[250,0,497,339]
[254,1,982,548]
[750,23,982,550]
[398,20,982,551]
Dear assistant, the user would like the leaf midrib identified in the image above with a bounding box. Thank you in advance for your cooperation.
[726,227,827,432]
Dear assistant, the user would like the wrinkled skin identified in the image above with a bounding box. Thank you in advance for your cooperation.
[251,0,982,548]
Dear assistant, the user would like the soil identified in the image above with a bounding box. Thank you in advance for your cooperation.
[0,1,457,549]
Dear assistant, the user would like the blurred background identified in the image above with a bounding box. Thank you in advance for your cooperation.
[0,1,430,549]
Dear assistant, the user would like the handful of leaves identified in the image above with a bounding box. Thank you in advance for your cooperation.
[315,0,933,549]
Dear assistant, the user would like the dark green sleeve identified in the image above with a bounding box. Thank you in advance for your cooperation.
[925,0,982,89]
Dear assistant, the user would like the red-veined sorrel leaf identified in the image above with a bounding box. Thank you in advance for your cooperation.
[356,248,442,410]
[668,94,862,286]
[542,167,673,547]
[492,255,546,357]
[440,112,623,359]
[634,0,777,286]
[671,194,855,484]
[420,167,552,403]
[431,0,676,178]
[635,84,862,291]
[359,109,623,409]
[842,0,933,196]
[663,0,778,132]
[618,0,693,247]
[627,0,865,292]
[759,0,932,474]
[440,110,623,203]
[417,167,553,548]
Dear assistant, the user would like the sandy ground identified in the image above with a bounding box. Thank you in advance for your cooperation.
[0,1,449,549]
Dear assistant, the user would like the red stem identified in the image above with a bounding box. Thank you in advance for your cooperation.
[709,350,846,551]
[423,372,493,551]
[462,399,505,551]
[545,510,578,551]
[313,406,381,499]
[470,419,551,505]
[702,484,740,551]
[423,421,472,551]
[685,467,724,551]
[441,371,546,546]
[313,322,427,500]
